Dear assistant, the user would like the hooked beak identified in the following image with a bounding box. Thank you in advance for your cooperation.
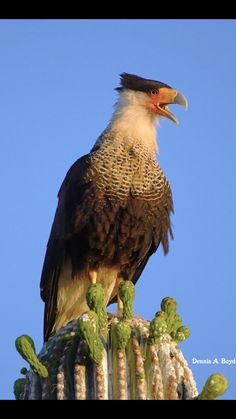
[155,88,188,124]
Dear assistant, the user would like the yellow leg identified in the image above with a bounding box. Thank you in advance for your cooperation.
[116,277,123,316]
[89,271,97,284]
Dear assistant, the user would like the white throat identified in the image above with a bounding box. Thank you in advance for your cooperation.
[110,89,160,153]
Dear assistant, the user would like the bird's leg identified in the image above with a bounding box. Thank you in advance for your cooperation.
[116,277,123,316]
[118,294,123,317]
[89,270,97,284]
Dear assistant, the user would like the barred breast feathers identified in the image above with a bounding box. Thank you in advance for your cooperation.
[88,145,168,204]
[86,88,172,208]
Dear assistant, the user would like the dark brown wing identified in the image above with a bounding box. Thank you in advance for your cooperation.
[40,154,92,341]
[132,199,174,285]
[108,188,174,305]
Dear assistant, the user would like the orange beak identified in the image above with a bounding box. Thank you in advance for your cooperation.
[151,87,188,124]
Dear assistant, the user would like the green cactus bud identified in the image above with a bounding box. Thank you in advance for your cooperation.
[161,297,178,334]
[118,280,135,319]
[13,378,26,400]
[154,311,167,322]
[113,321,131,349]
[77,310,104,364]
[148,311,168,345]
[20,368,28,375]
[86,283,105,308]
[15,335,48,378]
[170,313,183,336]
[86,283,108,331]
[197,374,228,400]
[174,326,191,343]
[161,297,177,314]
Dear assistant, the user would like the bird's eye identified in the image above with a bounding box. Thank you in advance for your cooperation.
[151,89,159,95]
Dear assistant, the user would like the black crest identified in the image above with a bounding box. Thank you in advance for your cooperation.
[116,73,172,93]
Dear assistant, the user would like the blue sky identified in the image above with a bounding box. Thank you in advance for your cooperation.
[0,19,236,400]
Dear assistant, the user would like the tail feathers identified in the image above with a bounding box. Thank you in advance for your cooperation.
[48,262,119,337]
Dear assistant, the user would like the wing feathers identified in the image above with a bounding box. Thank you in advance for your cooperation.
[40,154,91,341]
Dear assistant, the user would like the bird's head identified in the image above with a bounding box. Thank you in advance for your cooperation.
[116,73,188,125]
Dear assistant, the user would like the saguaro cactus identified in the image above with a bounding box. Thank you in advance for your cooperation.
[14,282,228,400]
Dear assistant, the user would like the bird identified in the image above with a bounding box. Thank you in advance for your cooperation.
[40,73,188,341]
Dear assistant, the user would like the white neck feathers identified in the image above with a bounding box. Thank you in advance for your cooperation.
[109,90,159,153]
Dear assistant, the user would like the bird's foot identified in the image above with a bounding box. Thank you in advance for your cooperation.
[89,270,97,284]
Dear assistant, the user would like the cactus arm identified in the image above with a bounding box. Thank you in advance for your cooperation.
[86,284,108,334]
[15,335,48,378]
[118,281,135,319]
[77,311,104,364]
[197,374,228,400]
[13,378,26,400]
